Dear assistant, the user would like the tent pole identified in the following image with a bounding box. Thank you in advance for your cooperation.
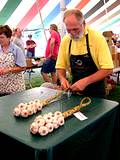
[103,0,109,25]
[35,0,47,42]
[60,0,66,38]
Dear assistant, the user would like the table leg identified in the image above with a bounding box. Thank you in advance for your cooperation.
[28,71,32,88]
[35,150,40,160]
[46,148,53,160]
[24,70,32,88]
[117,71,120,84]
[35,148,53,160]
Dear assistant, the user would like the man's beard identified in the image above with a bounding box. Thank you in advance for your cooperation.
[70,31,84,40]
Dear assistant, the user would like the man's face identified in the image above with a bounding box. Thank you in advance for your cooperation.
[16,28,22,37]
[64,15,85,40]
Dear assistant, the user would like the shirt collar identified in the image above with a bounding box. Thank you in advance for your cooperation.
[84,25,89,35]
[0,42,15,54]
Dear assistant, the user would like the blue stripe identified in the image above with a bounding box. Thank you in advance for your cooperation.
[37,0,71,29]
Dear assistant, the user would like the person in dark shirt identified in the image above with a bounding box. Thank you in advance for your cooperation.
[26,34,36,72]
[26,34,36,58]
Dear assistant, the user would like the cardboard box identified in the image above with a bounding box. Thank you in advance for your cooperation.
[103,31,113,37]
[111,47,119,67]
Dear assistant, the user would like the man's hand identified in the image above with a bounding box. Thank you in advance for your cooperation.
[70,78,88,92]
[60,77,71,91]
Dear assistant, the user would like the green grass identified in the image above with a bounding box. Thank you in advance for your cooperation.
[25,76,44,89]
[31,76,44,87]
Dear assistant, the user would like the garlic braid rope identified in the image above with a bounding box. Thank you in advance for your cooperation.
[30,97,91,136]
[13,91,62,117]
[63,97,91,118]
[30,111,64,136]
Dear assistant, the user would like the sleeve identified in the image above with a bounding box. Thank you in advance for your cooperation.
[95,33,114,69]
[26,40,28,45]
[14,46,27,67]
[51,32,59,43]
[56,37,70,69]
[33,40,36,45]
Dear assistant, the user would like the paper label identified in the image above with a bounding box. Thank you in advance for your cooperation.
[73,111,88,121]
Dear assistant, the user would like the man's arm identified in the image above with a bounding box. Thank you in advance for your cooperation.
[70,69,113,91]
[49,37,55,57]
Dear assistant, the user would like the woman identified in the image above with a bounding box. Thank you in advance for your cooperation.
[0,25,27,96]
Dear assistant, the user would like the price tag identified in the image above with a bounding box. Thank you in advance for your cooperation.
[73,111,88,121]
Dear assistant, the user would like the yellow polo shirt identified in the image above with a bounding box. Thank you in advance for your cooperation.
[56,26,114,72]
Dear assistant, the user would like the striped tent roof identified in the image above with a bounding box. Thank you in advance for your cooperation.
[0,0,120,56]
[0,0,120,33]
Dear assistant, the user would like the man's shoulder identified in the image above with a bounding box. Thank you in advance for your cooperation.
[62,34,71,42]
[26,39,35,42]
[87,26,103,38]
[26,40,30,43]
[9,42,18,49]
[51,31,60,38]
[9,42,24,55]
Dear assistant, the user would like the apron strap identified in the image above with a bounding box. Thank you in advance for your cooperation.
[68,39,72,55]
[69,34,89,55]
[86,34,90,53]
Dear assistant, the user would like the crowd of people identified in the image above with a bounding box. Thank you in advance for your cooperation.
[0,8,116,98]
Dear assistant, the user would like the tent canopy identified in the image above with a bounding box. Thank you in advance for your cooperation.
[0,0,120,57]
[0,0,120,33]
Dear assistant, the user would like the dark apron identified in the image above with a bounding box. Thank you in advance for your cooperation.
[69,34,106,97]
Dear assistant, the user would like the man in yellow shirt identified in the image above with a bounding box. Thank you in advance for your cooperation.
[56,9,114,97]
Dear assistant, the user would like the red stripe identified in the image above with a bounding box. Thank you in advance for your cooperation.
[87,0,119,25]
[17,0,48,29]
[75,0,90,9]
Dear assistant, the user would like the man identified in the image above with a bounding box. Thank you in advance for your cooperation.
[56,9,114,97]
[26,34,36,72]
[41,24,61,84]
[12,27,25,54]
[26,34,36,58]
